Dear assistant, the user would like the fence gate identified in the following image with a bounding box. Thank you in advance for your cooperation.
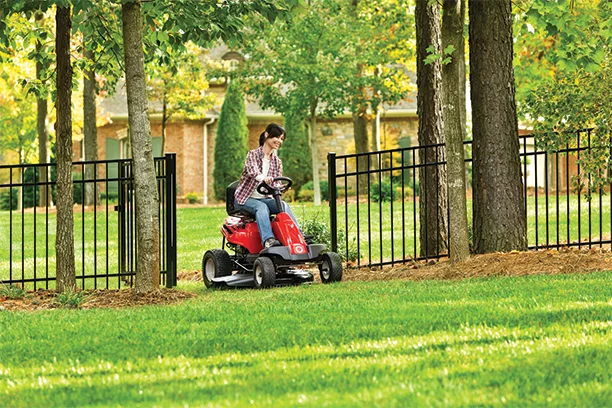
[0,153,177,290]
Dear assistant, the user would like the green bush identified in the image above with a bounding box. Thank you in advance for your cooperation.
[101,191,118,203]
[370,178,396,202]
[212,80,249,201]
[298,180,335,202]
[0,284,28,299]
[301,216,360,262]
[0,189,17,210]
[184,192,200,204]
[55,290,88,309]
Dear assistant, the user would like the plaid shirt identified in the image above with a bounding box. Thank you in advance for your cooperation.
[234,147,283,205]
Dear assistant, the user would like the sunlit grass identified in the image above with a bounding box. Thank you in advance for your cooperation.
[0,273,610,407]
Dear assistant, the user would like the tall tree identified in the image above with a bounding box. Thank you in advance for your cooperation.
[35,10,53,208]
[469,0,527,253]
[146,44,215,155]
[55,4,76,292]
[279,110,312,194]
[212,80,248,201]
[83,43,98,206]
[442,0,469,262]
[239,0,412,205]
[350,0,370,193]
[416,0,448,258]
[517,0,612,194]
[122,0,160,292]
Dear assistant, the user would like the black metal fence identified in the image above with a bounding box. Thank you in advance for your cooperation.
[328,130,612,267]
[0,153,177,290]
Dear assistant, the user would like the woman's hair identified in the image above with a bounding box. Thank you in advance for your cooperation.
[259,123,286,146]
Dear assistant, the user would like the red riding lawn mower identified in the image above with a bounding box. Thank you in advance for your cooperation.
[202,177,343,289]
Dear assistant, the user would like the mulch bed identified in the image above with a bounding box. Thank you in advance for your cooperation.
[343,247,612,282]
[3,248,610,312]
[0,288,197,312]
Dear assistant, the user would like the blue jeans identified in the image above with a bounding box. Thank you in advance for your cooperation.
[234,198,300,245]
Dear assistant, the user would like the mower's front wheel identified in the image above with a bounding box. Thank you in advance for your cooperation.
[319,252,343,283]
[253,257,276,289]
[202,249,232,288]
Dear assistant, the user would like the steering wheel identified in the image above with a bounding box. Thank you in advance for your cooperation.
[256,176,293,195]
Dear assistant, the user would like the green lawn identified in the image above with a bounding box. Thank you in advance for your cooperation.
[1,273,610,407]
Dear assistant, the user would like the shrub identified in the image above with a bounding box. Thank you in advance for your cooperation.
[184,192,200,204]
[298,180,334,202]
[0,189,17,210]
[301,216,360,262]
[101,191,119,203]
[370,178,395,202]
[56,290,88,309]
[212,80,248,201]
[0,284,28,299]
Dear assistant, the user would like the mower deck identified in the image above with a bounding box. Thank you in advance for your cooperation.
[211,269,314,288]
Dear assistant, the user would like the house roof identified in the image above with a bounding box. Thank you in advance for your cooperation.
[100,82,417,121]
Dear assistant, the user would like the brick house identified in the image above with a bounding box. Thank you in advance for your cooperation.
[74,80,420,204]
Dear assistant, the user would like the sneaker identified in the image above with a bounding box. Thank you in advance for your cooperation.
[264,238,282,248]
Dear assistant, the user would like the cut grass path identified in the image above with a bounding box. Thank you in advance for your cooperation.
[1,272,611,407]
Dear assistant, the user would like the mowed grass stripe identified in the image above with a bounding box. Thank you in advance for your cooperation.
[0,273,610,406]
[1,322,610,407]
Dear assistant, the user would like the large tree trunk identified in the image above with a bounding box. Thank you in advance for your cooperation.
[122,1,160,292]
[469,0,527,253]
[416,0,448,258]
[55,6,76,292]
[36,11,52,208]
[83,46,98,206]
[442,0,469,262]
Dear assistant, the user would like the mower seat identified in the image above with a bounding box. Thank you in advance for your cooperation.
[226,181,255,220]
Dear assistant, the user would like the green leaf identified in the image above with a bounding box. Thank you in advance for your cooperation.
[443,44,455,56]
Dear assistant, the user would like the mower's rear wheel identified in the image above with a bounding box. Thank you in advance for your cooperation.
[319,252,343,283]
[253,257,276,289]
[202,249,232,288]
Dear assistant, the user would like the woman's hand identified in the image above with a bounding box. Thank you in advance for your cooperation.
[264,176,274,185]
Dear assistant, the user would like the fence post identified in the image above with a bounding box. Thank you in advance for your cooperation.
[328,152,338,253]
[165,153,177,287]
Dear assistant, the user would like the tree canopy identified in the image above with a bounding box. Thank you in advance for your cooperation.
[516,0,612,194]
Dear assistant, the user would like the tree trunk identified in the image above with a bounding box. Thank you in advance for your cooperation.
[55,6,76,292]
[308,106,321,206]
[442,0,469,262]
[122,1,160,292]
[353,109,369,195]
[83,45,98,206]
[350,1,370,194]
[36,11,52,208]
[416,0,448,258]
[469,0,527,253]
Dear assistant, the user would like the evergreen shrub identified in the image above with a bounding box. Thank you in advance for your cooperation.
[212,80,248,201]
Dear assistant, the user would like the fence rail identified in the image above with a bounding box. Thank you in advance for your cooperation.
[0,153,177,290]
[328,130,612,267]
